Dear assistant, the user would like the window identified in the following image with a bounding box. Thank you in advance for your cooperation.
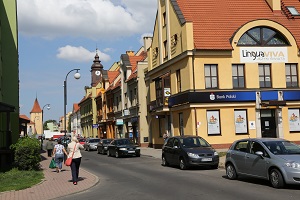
[163,40,168,59]
[232,64,245,88]
[155,79,163,106]
[205,64,218,89]
[238,27,289,46]
[259,64,271,88]
[287,6,300,16]
[233,141,249,153]
[176,69,181,92]
[162,12,166,26]
[285,64,298,88]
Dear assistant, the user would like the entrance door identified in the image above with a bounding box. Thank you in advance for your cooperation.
[260,109,277,138]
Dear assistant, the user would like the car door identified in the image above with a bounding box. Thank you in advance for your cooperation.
[163,138,174,164]
[172,138,181,165]
[244,141,269,178]
[230,140,249,174]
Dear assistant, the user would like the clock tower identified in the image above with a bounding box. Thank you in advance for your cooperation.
[91,49,104,87]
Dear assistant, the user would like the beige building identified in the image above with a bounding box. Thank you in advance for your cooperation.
[146,0,300,148]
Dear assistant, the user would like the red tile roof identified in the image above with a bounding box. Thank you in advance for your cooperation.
[126,53,145,81]
[175,0,300,49]
[30,98,42,113]
[20,114,30,121]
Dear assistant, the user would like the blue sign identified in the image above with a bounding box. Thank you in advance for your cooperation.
[283,91,300,101]
[92,124,98,128]
[260,91,278,101]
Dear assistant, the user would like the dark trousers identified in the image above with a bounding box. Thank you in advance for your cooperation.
[47,149,53,157]
[70,157,81,182]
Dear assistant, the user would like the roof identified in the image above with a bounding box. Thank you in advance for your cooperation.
[174,0,300,49]
[73,103,80,113]
[126,52,146,81]
[30,98,42,113]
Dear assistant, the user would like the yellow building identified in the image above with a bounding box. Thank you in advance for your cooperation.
[147,0,300,148]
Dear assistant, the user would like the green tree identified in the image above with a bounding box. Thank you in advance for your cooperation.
[43,119,57,130]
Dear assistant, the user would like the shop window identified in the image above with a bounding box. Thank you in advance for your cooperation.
[205,64,218,89]
[285,64,298,88]
[259,64,271,88]
[176,69,181,92]
[234,110,248,134]
[238,27,289,46]
[155,79,163,106]
[232,64,245,88]
[206,110,221,135]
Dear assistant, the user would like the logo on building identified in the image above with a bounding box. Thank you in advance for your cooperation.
[210,93,215,101]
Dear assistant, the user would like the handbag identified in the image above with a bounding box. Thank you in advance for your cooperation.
[49,158,56,169]
[65,144,76,166]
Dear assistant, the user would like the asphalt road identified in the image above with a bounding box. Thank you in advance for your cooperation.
[57,151,300,200]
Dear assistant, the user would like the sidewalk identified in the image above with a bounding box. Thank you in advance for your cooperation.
[0,147,226,200]
[0,152,99,200]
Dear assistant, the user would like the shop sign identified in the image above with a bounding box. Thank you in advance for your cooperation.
[92,124,99,128]
[240,47,288,63]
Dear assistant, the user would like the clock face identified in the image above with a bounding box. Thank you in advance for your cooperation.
[95,70,101,76]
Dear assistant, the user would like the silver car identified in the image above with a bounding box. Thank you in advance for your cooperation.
[225,138,300,188]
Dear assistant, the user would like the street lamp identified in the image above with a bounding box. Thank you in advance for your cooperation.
[42,104,50,150]
[64,69,80,145]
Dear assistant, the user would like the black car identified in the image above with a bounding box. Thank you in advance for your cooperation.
[97,138,113,154]
[162,135,219,170]
[107,138,140,158]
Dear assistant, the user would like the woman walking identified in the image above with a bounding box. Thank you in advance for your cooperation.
[45,137,54,157]
[52,139,68,173]
[67,136,84,185]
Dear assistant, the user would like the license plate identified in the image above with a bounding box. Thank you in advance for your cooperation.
[128,151,135,153]
[202,158,212,162]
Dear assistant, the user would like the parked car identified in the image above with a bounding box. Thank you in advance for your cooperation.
[225,138,300,188]
[97,138,113,154]
[79,138,86,145]
[84,138,100,151]
[161,135,219,170]
[107,138,140,158]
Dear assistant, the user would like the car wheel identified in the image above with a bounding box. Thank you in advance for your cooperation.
[107,150,110,157]
[270,169,285,188]
[162,155,169,166]
[179,158,187,170]
[226,163,237,180]
[115,151,119,158]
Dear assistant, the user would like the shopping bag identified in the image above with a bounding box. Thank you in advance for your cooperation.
[49,158,56,169]
[65,157,72,166]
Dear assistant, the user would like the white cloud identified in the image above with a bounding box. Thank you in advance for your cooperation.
[17,0,157,40]
[57,45,110,62]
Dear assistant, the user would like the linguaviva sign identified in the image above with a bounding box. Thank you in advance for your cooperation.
[240,47,288,63]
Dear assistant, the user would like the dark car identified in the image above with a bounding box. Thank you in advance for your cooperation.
[225,138,300,188]
[161,135,219,170]
[97,138,113,154]
[79,138,86,145]
[107,138,140,158]
[84,138,100,151]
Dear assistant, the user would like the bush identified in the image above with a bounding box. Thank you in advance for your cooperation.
[10,137,41,170]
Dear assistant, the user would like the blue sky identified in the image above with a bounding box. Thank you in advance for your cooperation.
[18,0,157,122]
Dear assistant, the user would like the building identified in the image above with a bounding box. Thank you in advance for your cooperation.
[0,0,19,167]
[146,0,300,148]
[70,103,82,137]
[30,98,43,135]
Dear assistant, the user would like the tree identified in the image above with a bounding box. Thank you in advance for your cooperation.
[43,119,57,130]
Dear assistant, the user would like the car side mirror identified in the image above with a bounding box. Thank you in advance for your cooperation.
[255,151,264,158]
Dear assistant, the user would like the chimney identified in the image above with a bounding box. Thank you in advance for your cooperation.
[265,0,281,11]
[126,51,135,56]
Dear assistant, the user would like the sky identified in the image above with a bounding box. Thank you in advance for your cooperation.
[18,0,157,122]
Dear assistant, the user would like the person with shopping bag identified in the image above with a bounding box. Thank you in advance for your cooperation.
[67,136,84,185]
[52,139,68,173]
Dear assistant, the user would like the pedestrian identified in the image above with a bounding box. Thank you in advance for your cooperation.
[67,136,84,185]
[45,137,54,157]
[163,130,169,141]
[52,139,68,173]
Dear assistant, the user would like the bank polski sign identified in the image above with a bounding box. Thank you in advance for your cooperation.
[240,47,287,63]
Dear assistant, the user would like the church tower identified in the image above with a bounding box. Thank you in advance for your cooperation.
[91,49,104,87]
[30,98,42,135]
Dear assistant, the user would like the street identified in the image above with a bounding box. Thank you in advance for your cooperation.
[57,151,300,200]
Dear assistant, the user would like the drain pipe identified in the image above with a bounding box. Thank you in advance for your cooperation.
[192,48,198,136]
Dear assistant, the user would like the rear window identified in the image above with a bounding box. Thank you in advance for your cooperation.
[89,139,100,143]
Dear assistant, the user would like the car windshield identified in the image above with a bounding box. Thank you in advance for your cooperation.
[180,137,210,148]
[116,139,134,145]
[89,139,100,143]
[103,140,112,144]
[263,141,300,155]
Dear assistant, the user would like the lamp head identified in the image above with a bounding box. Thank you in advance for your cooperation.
[47,105,50,110]
[74,72,81,79]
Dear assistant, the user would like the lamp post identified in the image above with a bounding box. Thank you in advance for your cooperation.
[42,104,50,150]
[64,69,81,146]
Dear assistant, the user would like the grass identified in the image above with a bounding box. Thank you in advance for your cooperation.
[0,168,44,192]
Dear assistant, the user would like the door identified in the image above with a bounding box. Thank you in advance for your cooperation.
[260,109,277,138]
